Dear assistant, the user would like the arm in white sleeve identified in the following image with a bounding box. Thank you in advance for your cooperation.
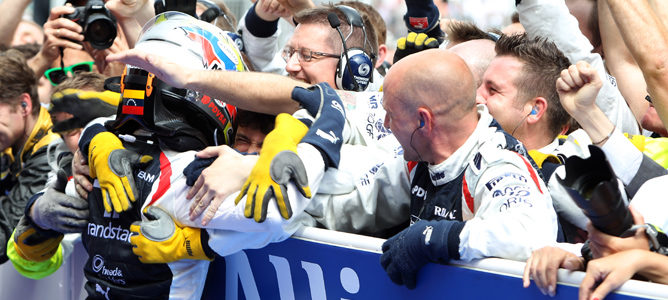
[303,146,410,236]
[518,0,640,135]
[601,131,668,197]
[459,152,558,261]
[157,144,325,256]
[238,5,288,74]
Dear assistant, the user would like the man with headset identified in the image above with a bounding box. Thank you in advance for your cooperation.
[239,2,382,91]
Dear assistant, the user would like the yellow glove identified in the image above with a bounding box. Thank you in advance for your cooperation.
[235,114,310,222]
[12,216,64,262]
[88,132,153,213]
[393,32,440,63]
[130,206,214,263]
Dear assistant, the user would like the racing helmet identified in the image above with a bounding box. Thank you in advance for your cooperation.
[107,11,245,151]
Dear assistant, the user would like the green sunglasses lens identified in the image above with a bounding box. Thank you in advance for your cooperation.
[45,69,67,85]
[44,62,94,86]
[71,62,93,73]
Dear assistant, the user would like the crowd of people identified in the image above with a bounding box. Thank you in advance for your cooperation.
[0,0,668,299]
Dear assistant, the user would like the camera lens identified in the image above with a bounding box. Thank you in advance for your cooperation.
[85,14,117,49]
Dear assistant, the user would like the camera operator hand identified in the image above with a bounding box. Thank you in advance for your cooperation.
[84,30,129,77]
[522,246,585,297]
[31,5,85,75]
[588,205,650,259]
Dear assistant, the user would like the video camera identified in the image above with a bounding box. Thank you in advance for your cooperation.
[64,0,117,50]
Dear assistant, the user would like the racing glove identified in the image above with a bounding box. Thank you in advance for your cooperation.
[292,82,346,169]
[29,188,89,233]
[393,32,440,63]
[130,206,214,263]
[49,89,120,133]
[12,216,64,262]
[380,219,465,289]
[235,113,310,222]
[88,131,153,213]
[403,0,445,43]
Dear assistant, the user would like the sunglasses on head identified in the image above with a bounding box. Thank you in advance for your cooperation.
[44,61,95,86]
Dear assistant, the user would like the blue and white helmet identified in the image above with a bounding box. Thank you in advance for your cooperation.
[108,11,246,151]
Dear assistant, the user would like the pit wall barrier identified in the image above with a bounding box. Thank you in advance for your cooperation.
[2,227,667,299]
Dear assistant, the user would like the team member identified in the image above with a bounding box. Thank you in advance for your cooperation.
[376,49,557,289]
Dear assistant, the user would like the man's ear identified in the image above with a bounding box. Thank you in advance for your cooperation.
[526,97,547,124]
[375,44,388,69]
[416,106,433,131]
[19,93,32,116]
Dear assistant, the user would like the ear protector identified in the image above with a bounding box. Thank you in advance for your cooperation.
[330,5,374,92]
[530,106,538,115]
[419,119,425,128]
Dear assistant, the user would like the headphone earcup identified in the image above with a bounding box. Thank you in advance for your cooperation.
[335,56,344,90]
[336,48,372,91]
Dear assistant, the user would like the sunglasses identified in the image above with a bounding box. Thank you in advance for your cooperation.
[44,61,95,86]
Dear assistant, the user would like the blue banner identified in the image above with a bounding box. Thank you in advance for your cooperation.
[201,235,653,300]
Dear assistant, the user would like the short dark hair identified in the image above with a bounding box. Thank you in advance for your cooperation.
[495,34,572,137]
[445,21,499,45]
[0,49,38,115]
[235,109,275,135]
[294,5,378,66]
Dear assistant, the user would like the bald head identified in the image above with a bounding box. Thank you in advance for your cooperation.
[385,49,476,119]
[450,39,496,88]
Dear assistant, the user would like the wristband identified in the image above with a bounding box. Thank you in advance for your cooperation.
[593,125,615,146]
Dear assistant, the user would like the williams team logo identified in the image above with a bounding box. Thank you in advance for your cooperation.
[358,63,370,77]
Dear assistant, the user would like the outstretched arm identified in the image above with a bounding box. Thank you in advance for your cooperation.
[107,48,303,114]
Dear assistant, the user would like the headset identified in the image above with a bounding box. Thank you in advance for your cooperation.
[327,5,374,92]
